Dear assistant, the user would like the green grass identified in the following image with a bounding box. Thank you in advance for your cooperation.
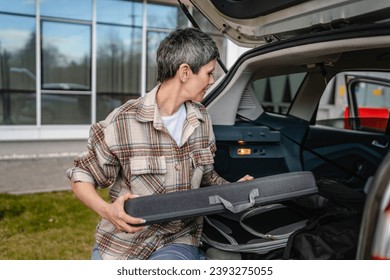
[0,189,109,260]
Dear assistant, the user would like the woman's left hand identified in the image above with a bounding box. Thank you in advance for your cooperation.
[237,174,254,182]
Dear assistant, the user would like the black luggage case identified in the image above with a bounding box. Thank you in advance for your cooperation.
[124,171,318,225]
[202,202,313,257]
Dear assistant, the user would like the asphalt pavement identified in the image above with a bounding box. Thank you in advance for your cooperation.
[0,140,86,194]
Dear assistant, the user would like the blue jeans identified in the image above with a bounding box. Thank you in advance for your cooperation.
[148,244,205,260]
[91,243,205,260]
[91,243,103,260]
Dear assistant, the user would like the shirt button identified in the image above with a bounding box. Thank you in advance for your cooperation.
[175,164,181,171]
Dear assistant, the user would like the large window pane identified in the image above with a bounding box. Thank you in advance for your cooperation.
[147,3,184,29]
[0,92,36,125]
[40,0,92,21]
[96,94,124,121]
[0,14,36,90]
[97,0,143,26]
[41,94,91,124]
[42,21,91,90]
[96,24,142,120]
[0,14,36,125]
[0,0,35,15]
[146,31,168,92]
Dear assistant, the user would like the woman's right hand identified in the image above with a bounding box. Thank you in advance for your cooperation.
[71,181,145,234]
[102,192,146,234]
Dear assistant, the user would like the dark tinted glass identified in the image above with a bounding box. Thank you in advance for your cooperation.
[253,73,305,114]
[0,92,36,125]
[41,94,91,124]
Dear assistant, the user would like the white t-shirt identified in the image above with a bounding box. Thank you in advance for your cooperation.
[162,104,186,146]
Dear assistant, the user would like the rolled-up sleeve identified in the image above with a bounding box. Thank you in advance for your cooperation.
[66,120,120,188]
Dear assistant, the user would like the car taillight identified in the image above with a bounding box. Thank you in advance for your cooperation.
[371,204,390,260]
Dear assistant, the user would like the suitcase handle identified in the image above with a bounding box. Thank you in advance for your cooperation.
[209,188,259,213]
[239,204,307,240]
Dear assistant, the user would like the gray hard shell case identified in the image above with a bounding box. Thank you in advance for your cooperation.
[124,171,318,226]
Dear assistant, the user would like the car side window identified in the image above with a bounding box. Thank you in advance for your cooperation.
[252,73,306,115]
[316,71,390,133]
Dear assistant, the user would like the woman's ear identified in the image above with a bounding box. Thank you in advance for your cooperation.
[178,63,191,82]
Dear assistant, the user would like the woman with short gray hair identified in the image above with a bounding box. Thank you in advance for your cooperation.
[67,27,252,260]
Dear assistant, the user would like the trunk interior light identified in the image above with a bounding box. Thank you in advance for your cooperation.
[237,148,251,155]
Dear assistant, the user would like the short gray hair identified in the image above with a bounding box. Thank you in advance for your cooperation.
[156,28,220,83]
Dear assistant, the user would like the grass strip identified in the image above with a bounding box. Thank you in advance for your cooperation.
[0,189,109,260]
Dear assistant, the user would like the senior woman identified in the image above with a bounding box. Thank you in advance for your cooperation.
[66,27,252,260]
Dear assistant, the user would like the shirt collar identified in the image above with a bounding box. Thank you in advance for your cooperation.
[136,85,205,128]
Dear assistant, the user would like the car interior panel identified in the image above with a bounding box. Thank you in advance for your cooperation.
[189,0,390,259]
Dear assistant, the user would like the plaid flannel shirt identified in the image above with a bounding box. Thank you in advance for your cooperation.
[66,85,228,259]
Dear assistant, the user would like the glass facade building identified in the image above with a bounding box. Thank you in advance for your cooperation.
[0,0,228,140]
